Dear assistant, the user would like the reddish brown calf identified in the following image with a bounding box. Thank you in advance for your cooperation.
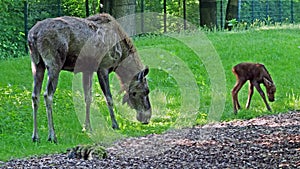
[231,62,276,114]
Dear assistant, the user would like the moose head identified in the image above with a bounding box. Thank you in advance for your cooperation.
[123,67,152,124]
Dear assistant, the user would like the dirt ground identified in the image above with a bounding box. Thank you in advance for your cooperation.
[2,111,300,168]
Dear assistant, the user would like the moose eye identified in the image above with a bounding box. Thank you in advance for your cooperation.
[144,89,150,95]
[132,92,137,97]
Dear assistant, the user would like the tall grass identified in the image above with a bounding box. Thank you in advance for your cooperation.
[1,27,300,161]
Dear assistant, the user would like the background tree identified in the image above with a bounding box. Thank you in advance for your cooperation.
[101,0,136,35]
[225,0,239,29]
[199,0,217,29]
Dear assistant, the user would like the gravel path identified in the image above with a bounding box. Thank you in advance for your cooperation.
[2,111,300,168]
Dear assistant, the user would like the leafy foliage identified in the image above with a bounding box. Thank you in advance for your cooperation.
[61,0,86,18]
[0,0,26,58]
[27,0,62,28]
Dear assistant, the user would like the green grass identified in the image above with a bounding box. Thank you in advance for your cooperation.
[1,27,300,161]
[207,27,300,119]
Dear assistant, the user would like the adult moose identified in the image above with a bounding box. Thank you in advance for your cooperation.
[231,62,276,114]
[28,13,152,143]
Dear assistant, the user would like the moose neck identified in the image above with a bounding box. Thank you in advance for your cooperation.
[115,52,144,92]
[263,76,273,85]
[262,71,273,84]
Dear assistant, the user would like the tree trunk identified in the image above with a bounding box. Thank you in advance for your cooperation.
[100,0,112,14]
[85,0,89,17]
[225,0,239,30]
[199,0,217,29]
[100,0,136,36]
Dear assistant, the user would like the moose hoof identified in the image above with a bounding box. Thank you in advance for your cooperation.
[112,123,120,130]
[82,125,93,133]
[48,135,57,144]
[32,136,40,143]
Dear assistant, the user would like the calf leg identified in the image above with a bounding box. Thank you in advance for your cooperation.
[231,79,246,114]
[97,69,119,129]
[82,72,93,132]
[44,67,60,143]
[31,62,45,142]
[253,82,272,111]
[246,82,254,109]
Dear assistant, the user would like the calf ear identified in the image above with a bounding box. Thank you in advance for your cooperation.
[263,77,273,86]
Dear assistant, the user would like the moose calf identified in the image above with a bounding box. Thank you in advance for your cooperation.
[231,62,276,114]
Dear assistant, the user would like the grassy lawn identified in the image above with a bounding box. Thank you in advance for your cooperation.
[1,27,300,161]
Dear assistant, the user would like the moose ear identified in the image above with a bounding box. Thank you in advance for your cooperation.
[143,66,149,76]
[263,77,273,86]
[137,66,149,82]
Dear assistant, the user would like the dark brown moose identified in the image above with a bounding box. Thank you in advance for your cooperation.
[231,62,276,114]
[28,13,152,143]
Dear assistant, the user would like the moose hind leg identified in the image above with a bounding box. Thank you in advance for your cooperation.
[44,69,60,143]
[83,72,93,132]
[97,70,119,129]
[231,80,246,114]
[31,62,45,142]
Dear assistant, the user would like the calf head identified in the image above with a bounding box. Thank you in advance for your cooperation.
[263,77,276,102]
[123,67,152,124]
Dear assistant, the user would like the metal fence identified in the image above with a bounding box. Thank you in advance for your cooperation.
[238,0,298,23]
[24,0,300,29]
[18,0,300,53]
[136,0,300,29]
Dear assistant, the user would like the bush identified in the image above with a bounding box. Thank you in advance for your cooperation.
[0,0,26,58]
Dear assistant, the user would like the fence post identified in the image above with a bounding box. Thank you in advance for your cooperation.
[266,0,269,19]
[100,0,104,13]
[24,0,28,54]
[291,0,294,23]
[198,0,201,27]
[183,0,186,29]
[57,0,61,16]
[237,0,241,22]
[164,0,166,33]
[86,0,89,17]
[220,0,223,29]
[279,0,282,23]
[251,0,254,23]
[141,0,144,33]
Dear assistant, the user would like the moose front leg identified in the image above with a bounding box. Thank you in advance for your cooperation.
[246,82,254,109]
[253,82,272,111]
[97,69,119,129]
[82,72,93,132]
